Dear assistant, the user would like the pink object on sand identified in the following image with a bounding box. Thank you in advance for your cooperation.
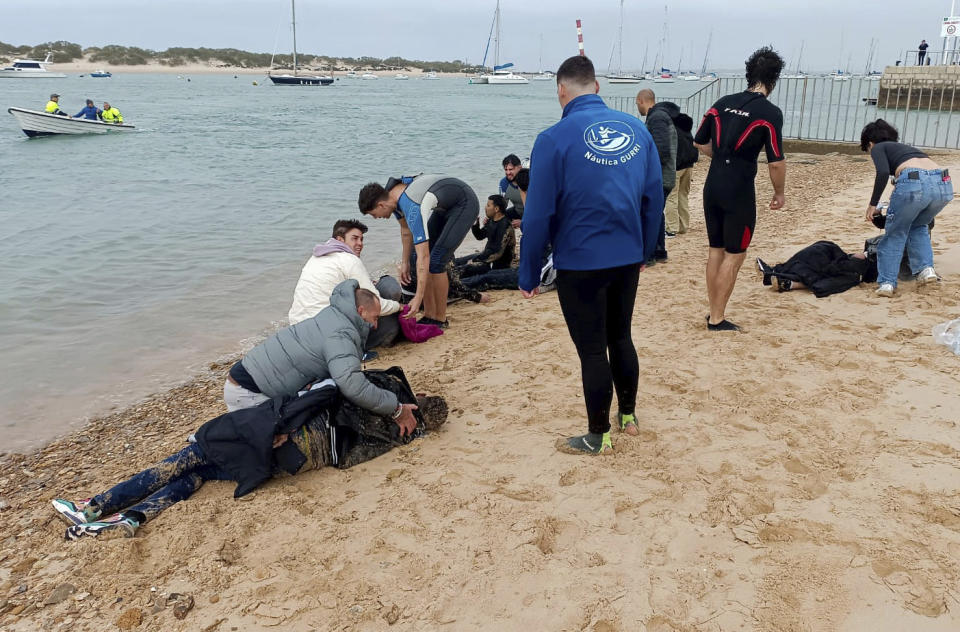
[397,305,443,343]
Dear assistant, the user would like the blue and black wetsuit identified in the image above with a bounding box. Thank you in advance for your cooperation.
[387,174,479,274]
[695,91,784,253]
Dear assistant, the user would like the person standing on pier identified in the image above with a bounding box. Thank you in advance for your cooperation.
[694,46,786,332]
[918,40,928,65]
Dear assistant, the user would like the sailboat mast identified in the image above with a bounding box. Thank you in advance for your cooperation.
[700,31,712,75]
[539,33,543,73]
[291,0,298,76]
[796,41,804,73]
[619,2,627,75]
[494,0,501,68]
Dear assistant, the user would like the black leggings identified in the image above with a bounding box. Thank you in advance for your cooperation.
[555,263,641,434]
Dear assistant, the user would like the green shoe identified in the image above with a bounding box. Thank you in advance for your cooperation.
[556,432,613,455]
[617,413,639,435]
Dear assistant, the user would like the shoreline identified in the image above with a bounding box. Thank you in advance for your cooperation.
[49,61,473,77]
[2,151,960,630]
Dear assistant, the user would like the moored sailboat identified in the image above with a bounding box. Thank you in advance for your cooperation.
[607,0,641,84]
[267,0,334,86]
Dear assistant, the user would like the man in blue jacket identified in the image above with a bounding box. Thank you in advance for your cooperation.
[518,55,663,455]
[73,99,101,120]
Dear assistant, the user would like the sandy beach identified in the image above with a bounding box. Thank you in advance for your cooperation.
[1,148,959,631]
[53,59,469,77]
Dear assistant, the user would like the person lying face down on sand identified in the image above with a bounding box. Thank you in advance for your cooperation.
[51,369,448,540]
[756,241,877,297]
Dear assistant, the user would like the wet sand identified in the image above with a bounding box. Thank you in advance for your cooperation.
[2,151,960,630]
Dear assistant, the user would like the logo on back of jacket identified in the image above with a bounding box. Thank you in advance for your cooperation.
[583,120,643,166]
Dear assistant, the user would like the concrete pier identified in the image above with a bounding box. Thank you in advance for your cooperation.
[878,65,960,110]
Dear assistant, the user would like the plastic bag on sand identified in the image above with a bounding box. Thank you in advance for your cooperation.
[932,318,960,356]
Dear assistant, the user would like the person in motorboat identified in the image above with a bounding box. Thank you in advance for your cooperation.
[101,101,123,124]
[73,99,102,120]
[45,93,67,116]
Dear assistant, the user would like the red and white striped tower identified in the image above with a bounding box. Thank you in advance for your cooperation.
[576,19,585,56]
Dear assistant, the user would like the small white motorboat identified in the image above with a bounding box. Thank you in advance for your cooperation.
[421,71,439,80]
[361,73,378,80]
[7,107,135,137]
[394,73,409,80]
[0,53,67,79]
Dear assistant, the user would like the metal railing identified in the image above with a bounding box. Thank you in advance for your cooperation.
[903,49,960,66]
[604,76,960,149]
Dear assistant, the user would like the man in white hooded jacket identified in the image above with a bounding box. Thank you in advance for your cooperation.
[289,219,402,348]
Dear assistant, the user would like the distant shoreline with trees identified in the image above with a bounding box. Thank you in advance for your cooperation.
[0,40,487,74]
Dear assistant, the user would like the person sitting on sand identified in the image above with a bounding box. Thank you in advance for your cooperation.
[52,370,448,540]
[289,219,403,349]
[453,194,516,278]
[458,168,557,294]
[100,101,123,124]
[859,119,953,297]
[358,174,480,329]
[224,281,420,431]
[499,154,525,227]
[73,99,101,120]
[756,241,877,297]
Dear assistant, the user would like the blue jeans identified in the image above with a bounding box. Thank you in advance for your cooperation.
[92,443,232,522]
[877,169,953,286]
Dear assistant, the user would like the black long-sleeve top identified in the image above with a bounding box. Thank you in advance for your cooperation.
[869,141,928,206]
[471,215,516,269]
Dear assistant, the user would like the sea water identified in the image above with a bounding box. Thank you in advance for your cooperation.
[0,74,705,452]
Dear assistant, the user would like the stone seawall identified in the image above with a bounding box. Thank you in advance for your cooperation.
[878,65,960,110]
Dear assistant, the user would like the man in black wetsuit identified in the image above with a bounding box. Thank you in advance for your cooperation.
[694,46,786,332]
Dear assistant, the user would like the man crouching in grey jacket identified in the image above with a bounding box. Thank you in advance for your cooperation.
[223,279,418,436]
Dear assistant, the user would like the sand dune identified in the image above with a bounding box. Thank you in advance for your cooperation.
[1,151,959,631]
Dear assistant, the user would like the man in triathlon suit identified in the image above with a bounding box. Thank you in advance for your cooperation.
[694,46,786,332]
[519,55,663,455]
[358,175,479,328]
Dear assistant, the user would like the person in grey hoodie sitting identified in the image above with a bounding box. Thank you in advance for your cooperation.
[636,89,677,263]
[224,279,419,432]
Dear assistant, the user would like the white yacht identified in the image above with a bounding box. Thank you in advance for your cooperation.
[487,67,528,84]
[0,53,67,79]
[344,71,359,79]
[394,73,410,80]
[421,71,439,80]
[361,73,378,80]
[471,1,528,85]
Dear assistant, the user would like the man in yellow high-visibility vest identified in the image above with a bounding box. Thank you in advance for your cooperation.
[100,101,123,124]
[45,93,67,116]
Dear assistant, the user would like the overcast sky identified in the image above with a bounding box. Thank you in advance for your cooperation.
[1,0,954,72]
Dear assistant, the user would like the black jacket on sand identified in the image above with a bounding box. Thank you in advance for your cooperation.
[761,241,878,298]
[196,385,338,497]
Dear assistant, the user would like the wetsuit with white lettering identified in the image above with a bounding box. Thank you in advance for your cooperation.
[694,91,784,253]
[388,174,480,274]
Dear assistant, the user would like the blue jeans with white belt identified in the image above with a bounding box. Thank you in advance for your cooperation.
[877,169,953,286]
